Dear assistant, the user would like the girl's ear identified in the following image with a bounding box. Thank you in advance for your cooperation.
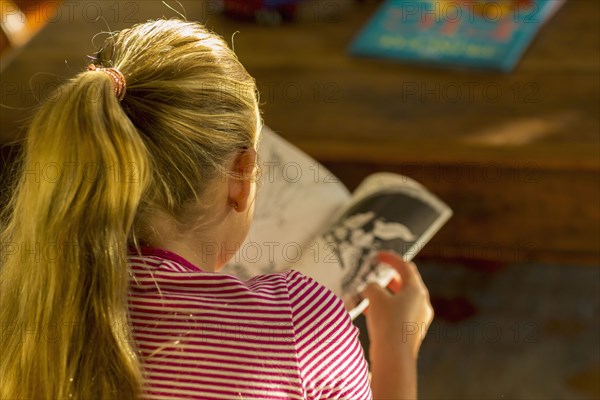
[227,148,257,212]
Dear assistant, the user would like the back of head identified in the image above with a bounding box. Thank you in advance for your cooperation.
[0,19,260,399]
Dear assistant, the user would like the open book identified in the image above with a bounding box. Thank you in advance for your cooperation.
[222,126,452,319]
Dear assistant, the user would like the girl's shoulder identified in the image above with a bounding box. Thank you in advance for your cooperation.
[127,246,322,287]
[127,249,304,299]
[126,246,344,313]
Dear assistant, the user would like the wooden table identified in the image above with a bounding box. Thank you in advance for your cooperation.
[1,0,598,265]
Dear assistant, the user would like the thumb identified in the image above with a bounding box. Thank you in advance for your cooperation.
[361,282,390,307]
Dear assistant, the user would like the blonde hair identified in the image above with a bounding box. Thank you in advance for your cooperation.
[0,19,260,399]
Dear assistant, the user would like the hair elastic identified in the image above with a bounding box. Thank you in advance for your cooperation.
[87,64,127,101]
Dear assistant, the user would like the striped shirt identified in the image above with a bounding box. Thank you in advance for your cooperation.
[127,247,373,399]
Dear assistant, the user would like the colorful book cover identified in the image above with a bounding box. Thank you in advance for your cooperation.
[349,0,565,71]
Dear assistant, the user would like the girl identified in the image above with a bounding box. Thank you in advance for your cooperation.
[0,19,433,399]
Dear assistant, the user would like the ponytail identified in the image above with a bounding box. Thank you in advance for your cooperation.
[1,70,148,399]
[1,18,260,399]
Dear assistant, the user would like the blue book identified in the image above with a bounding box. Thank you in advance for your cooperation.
[349,0,564,72]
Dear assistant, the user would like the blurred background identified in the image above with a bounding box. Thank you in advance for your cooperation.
[1,0,598,398]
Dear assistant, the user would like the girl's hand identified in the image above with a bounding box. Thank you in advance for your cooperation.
[362,251,434,360]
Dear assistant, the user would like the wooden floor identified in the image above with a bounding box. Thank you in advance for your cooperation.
[1,0,598,265]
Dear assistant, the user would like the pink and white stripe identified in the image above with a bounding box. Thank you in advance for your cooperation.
[127,247,372,399]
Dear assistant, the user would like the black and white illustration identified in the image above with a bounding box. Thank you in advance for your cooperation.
[319,183,452,317]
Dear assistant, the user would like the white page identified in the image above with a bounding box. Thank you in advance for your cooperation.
[221,126,350,279]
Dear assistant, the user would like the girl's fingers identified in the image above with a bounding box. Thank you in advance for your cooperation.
[361,282,391,310]
[377,251,413,283]
[377,251,425,290]
[386,274,402,293]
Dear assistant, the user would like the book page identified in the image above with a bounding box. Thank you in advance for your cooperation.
[293,173,452,319]
[221,126,350,279]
